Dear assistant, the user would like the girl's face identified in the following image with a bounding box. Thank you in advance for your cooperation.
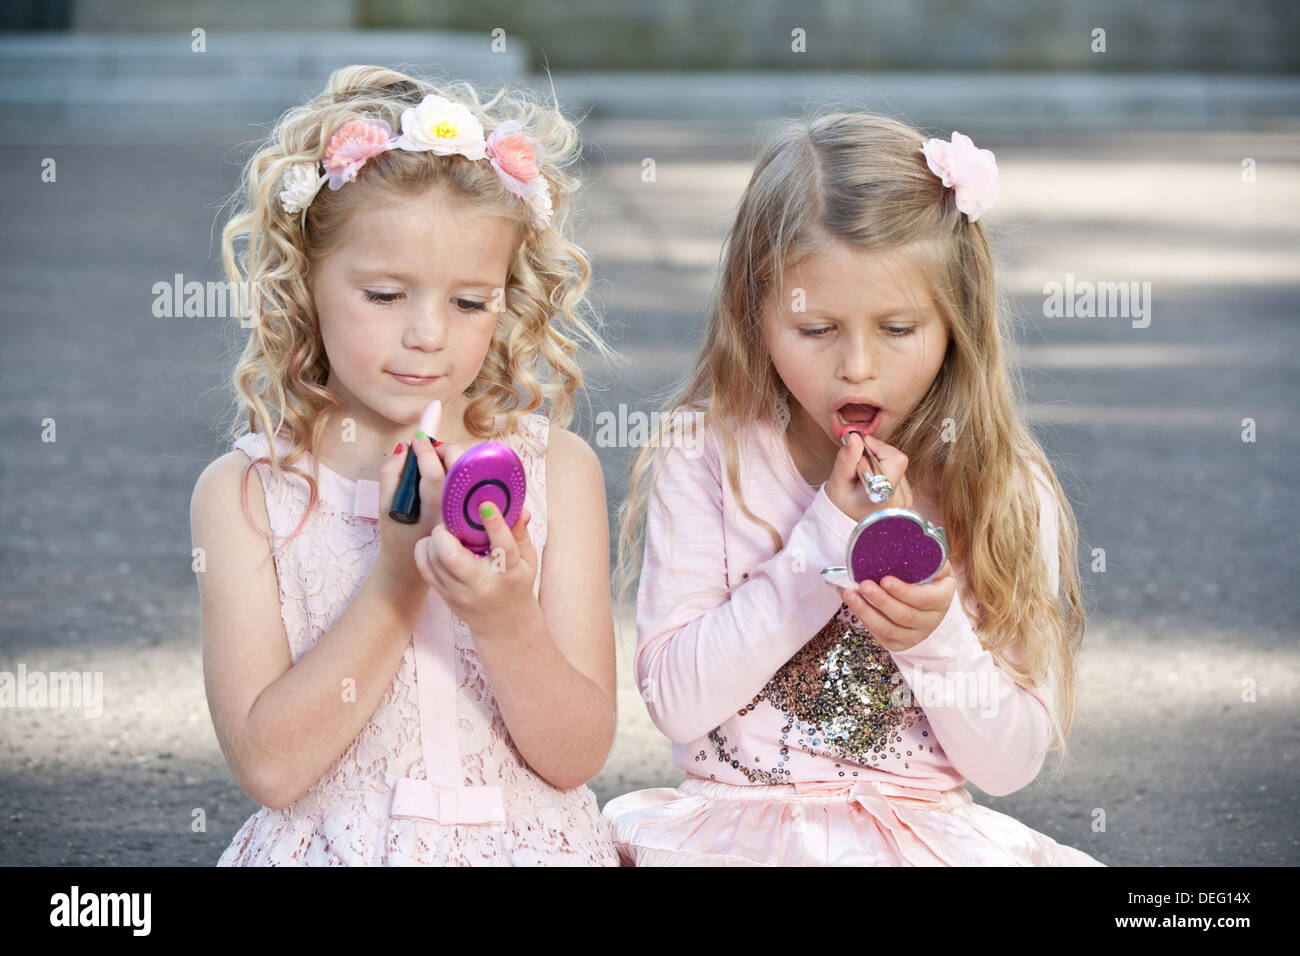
[308,185,518,445]
[765,242,949,467]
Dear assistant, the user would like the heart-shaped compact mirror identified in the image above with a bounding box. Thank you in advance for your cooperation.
[820,508,948,590]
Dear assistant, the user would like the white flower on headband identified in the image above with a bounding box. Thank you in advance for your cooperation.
[279,161,326,215]
[391,93,486,159]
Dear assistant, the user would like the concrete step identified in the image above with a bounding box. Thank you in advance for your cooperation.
[0,32,1294,142]
[0,30,528,107]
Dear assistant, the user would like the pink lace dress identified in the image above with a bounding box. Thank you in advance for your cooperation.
[217,412,619,866]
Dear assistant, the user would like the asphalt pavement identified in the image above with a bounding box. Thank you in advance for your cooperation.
[1,89,1296,865]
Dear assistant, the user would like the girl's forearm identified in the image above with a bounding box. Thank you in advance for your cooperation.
[236,570,427,809]
[470,604,614,791]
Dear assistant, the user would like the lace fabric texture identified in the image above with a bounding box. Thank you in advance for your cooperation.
[218,413,619,866]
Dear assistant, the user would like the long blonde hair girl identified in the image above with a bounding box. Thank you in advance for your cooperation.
[214,65,612,552]
[616,111,1089,762]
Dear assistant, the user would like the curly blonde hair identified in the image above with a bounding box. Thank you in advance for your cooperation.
[214,65,613,553]
[616,111,1091,766]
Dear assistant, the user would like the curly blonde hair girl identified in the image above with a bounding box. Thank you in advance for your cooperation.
[616,111,1090,764]
[214,65,613,553]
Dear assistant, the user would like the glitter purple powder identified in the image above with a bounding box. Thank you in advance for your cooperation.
[848,511,946,585]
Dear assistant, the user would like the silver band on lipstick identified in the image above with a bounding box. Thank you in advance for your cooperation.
[846,430,894,503]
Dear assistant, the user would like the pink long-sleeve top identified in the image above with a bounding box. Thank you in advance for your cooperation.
[634,411,1060,797]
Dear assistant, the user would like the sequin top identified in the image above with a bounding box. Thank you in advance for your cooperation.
[634,411,1059,797]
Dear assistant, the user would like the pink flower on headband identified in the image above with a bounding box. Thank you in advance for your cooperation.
[486,120,541,197]
[919,131,998,222]
[322,118,396,190]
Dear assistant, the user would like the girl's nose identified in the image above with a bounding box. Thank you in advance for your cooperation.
[837,339,876,383]
[406,306,449,349]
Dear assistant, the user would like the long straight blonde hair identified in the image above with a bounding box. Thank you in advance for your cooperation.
[616,111,1089,762]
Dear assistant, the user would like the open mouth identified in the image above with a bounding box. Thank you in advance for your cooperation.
[834,403,880,437]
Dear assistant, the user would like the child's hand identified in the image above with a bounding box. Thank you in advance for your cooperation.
[826,431,915,523]
[842,559,957,652]
[373,430,466,595]
[414,502,541,640]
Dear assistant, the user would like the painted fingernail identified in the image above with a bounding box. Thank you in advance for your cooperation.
[479,502,496,520]
[415,430,428,441]
[394,443,404,455]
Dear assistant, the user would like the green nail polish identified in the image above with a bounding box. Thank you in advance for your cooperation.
[479,502,495,519]
[415,431,428,441]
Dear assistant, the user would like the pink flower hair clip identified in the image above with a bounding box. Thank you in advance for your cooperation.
[278,93,554,229]
[919,131,998,223]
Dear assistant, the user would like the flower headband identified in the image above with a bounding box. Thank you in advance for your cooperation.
[919,131,998,223]
[278,93,553,229]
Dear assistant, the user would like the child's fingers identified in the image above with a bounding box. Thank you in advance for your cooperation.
[412,433,446,514]
[855,578,915,629]
[429,524,474,582]
[511,507,537,565]
[434,441,467,473]
[844,586,896,634]
[478,501,519,568]
[831,431,866,493]
[413,533,439,586]
[893,565,956,613]
[860,434,912,505]
[509,509,540,574]
[379,439,410,511]
[410,397,445,493]
[878,572,955,614]
[412,433,444,479]
[920,564,961,616]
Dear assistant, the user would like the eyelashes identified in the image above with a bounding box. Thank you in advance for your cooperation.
[363,291,489,312]
[800,326,916,338]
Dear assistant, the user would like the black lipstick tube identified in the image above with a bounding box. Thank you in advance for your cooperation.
[388,434,439,524]
[388,444,421,523]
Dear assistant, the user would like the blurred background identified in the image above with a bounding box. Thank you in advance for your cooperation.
[1,0,1297,866]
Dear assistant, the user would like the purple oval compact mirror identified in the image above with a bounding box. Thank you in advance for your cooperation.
[440,441,527,556]
[820,508,948,590]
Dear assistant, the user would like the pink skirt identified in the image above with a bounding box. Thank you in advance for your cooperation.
[601,776,1105,866]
